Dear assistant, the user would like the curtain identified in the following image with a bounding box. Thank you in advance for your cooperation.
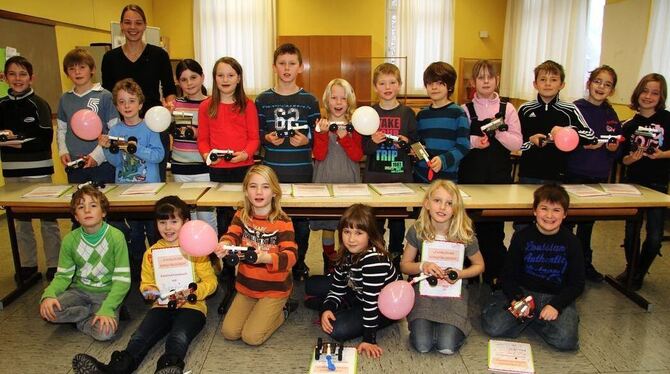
[500,0,604,102]
[386,0,455,95]
[194,0,276,95]
[639,0,670,80]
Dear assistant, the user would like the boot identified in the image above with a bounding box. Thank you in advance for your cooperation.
[217,264,236,315]
[105,351,135,374]
[72,353,106,374]
[292,262,310,281]
[155,354,185,374]
[632,249,658,290]
[615,265,631,283]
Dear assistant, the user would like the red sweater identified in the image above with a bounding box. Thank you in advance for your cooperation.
[313,129,363,161]
[222,211,297,298]
[197,98,259,168]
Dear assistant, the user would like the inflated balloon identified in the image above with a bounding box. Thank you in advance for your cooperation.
[145,106,172,133]
[554,127,579,152]
[178,220,218,257]
[378,280,415,320]
[351,106,380,136]
[71,109,102,141]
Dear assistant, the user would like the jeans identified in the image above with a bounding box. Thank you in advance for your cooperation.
[409,318,465,354]
[376,219,405,257]
[209,166,250,236]
[623,182,668,272]
[51,288,119,341]
[305,275,393,342]
[126,307,206,366]
[564,174,608,269]
[4,176,61,268]
[481,290,579,351]
[293,218,311,271]
[126,219,158,279]
[172,173,218,233]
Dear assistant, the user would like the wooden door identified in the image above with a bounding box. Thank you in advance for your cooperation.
[277,35,371,107]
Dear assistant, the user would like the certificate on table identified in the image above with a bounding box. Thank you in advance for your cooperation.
[563,184,609,197]
[21,185,73,198]
[331,184,371,197]
[600,183,642,196]
[488,339,534,373]
[419,240,464,298]
[151,247,194,305]
[292,184,331,197]
[121,182,166,196]
[280,183,293,196]
[180,182,218,189]
[369,183,414,195]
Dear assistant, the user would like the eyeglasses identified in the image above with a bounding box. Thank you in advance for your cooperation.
[591,79,614,89]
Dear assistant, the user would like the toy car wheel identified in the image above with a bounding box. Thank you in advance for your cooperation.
[329,123,339,132]
[167,300,177,310]
[189,282,198,291]
[184,128,195,139]
[346,124,354,133]
[224,254,240,267]
[499,124,509,132]
[109,144,120,154]
[245,250,258,264]
[0,135,7,142]
[427,276,438,286]
[187,294,197,303]
[223,153,234,161]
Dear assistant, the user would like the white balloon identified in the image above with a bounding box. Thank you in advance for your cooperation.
[144,106,171,133]
[351,106,380,136]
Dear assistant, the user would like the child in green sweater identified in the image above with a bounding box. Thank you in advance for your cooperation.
[39,185,130,341]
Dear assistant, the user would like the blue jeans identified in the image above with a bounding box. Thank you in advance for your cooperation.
[481,290,579,351]
[126,308,206,367]
[293,218,311,271]
[305,275,393,342]
[623,182,668,272]
[409,319,465,354]
[376,219,405,257]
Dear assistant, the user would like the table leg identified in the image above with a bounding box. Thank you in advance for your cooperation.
[604,210,652,311]
[0,208,42,310]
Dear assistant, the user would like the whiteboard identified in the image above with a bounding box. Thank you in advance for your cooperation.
[110,22,161,49]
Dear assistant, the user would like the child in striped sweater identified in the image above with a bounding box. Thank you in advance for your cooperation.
[215,165,297,346]
[305,204,399,358]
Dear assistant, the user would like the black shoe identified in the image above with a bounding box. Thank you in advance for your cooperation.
[15,266,38,282]
[585,266,604,283]
[106,350,135,373]
[292,264,310,281]
[46,267,57,282]
[283,298,299,320]
[615,266,630,283]
[72,353,106,374]
[155,354,184,374]
[217,283,236,315]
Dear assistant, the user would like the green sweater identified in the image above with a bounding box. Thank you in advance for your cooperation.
[41,223,130,317]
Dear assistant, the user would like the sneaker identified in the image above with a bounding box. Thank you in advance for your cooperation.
[46,267,57,282]
[283,298,299,320]
[585,266,604,283]
[155,367,183,374]
[72,353,106,374]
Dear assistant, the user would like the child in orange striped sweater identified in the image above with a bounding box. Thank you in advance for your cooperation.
[214,165,297,346]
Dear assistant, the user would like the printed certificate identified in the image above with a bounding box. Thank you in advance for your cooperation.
[419,240,465,298]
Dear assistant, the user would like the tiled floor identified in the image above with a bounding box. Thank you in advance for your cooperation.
[0,217,669,373]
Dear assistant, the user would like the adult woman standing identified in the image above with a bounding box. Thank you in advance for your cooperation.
[101,4,176,181]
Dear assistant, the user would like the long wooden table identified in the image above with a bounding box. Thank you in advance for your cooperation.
[198,183,670,311]
[0,182,209,309]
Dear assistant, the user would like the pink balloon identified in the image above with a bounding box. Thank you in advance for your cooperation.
[71,109,102,141]
[378,280,415,320]
[554,127,579,152]
[178,220,218,257]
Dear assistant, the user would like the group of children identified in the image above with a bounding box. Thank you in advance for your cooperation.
[1,37,669,372]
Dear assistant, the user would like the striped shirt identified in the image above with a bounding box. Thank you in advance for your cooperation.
[414,102,471,182]
[171,97,208,175]
[323,247,399,343]
[222,210,297,298]
[256,88,320,183]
